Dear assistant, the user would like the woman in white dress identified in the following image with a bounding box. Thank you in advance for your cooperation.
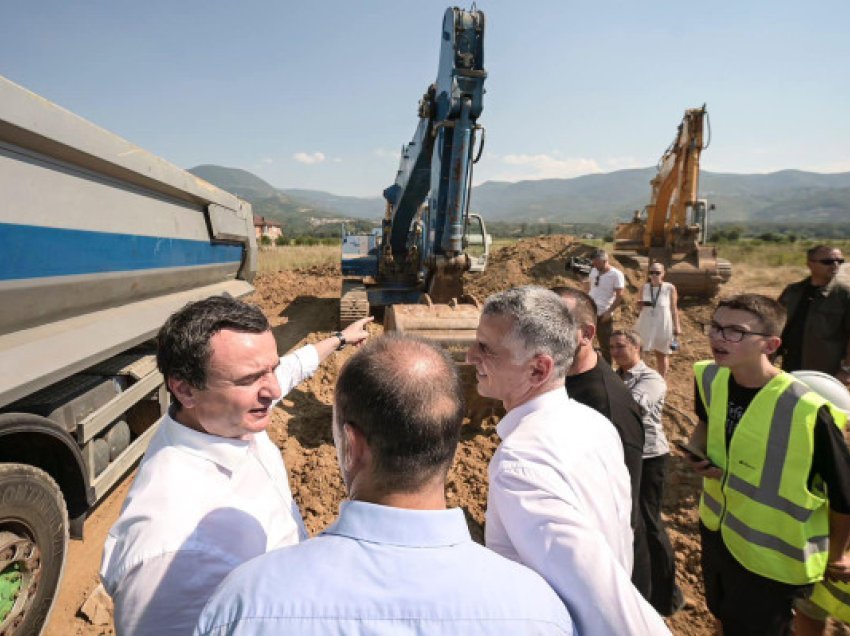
[634,262,681,377]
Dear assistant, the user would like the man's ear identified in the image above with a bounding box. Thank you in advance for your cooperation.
[578,324,596,347]
[342,422,371,474]
[529,353,555,387]
[168,377,196,409]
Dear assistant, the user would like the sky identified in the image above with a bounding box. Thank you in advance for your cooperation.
[2,1,849,197]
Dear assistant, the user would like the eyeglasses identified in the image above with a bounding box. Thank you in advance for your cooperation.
[704,322,772,343]
[649,271,663,275]
[812,258,845,265]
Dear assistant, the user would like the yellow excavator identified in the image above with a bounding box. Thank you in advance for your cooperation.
[613,105,731,297]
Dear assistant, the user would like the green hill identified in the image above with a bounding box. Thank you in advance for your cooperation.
[188,164,850,229]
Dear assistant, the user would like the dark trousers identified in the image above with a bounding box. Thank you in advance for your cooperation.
[640,454,682,615]
[597,314,614,363]
[632,512,653,599]
[700,522,811,635]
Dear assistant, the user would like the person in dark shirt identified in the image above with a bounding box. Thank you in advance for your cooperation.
[778,244,850,386]
[553,286,650,598]
[685,294,850,635]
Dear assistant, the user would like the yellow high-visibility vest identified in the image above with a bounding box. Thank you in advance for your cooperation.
[695,361,847,585]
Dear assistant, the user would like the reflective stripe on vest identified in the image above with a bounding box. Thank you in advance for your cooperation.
[810,579,850,623]
[694,361,836,584]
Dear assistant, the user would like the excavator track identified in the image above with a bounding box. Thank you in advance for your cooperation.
[339,280,369,328]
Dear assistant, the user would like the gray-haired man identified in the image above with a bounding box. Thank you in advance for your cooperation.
[467,286,669,635]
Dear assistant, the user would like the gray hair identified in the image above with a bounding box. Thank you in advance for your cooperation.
[481,286,577,379]
[591,249,608,261]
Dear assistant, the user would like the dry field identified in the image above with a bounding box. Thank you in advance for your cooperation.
[45,236,848,636]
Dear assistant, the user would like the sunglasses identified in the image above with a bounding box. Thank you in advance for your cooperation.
[649,271,663,275]
[813,258,845,265]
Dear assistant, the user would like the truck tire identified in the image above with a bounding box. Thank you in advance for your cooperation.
[0,464,68,636]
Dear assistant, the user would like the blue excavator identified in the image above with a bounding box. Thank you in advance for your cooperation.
[340,6,490,349]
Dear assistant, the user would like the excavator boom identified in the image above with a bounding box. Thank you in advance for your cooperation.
[613,105,731,297]
[340,7,490,351]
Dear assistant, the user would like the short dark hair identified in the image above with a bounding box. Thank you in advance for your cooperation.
[157,296,270,403]
[715,294,786,336]
[807,244,837,260]
[551,286,598,328]
[334,333,464,492]
[591,249,608,261]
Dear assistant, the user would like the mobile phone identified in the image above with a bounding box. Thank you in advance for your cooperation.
[675,440,711,463]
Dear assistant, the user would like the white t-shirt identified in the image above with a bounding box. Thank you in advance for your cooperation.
[589,266,625,315]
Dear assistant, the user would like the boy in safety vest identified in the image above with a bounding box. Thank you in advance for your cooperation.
[684,294,850,635]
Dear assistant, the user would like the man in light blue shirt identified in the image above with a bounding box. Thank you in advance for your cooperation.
[195,333,572,636]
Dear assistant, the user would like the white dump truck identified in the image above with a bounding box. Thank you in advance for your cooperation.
[0,75,257,634]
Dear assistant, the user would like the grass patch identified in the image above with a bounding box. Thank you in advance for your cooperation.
[258,245,339,273]
[715,239,850,267]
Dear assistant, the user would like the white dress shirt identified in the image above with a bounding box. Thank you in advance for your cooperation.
[100,345,318,636]
[486,388,671,636]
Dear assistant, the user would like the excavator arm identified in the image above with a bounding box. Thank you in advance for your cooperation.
[612,105,730,297]
[644,105,706,249]
[381,6,486,301]
[340,7,490,346]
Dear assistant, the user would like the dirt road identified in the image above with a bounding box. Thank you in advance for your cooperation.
[50,236,843,635]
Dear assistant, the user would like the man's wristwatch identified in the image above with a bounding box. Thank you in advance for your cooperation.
[334,331,347,351]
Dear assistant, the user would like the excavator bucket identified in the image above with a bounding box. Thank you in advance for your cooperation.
[384,299,481,359]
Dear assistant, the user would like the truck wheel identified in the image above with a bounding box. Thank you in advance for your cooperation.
[0,464,68,636]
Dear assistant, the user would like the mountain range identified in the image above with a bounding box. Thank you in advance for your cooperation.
[188,164,850,231]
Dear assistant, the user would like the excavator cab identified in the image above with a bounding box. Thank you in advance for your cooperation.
[465,213,491,273]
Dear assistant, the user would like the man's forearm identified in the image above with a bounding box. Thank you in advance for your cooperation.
[829,509,850,562]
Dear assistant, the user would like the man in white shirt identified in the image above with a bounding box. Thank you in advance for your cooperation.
[100,295,371,636]
[196,333,573,635]
[584,249,625,362]
[467,285,670,636]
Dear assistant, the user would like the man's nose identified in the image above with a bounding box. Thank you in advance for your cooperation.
[259,371,282,401]
[466,345,479,364]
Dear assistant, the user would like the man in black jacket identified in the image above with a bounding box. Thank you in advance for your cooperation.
[778,245,850,388]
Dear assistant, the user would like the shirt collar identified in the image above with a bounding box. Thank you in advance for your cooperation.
[161,410,252,473]
[619,359,648,380]
[496,387,569,440]
[323,500,471,547]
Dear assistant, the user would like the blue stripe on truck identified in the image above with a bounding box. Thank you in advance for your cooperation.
[1,222,243,280]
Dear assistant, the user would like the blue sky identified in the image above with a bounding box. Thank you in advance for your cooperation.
[3,1,848,197]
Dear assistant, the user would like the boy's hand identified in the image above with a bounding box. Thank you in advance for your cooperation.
[683,454,723,480]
